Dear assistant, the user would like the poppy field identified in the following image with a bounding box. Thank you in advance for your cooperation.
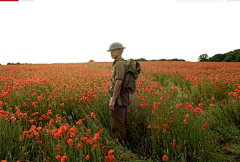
[0,61,240,162]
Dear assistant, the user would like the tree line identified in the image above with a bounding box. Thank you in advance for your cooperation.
[6,63,32,65]
[198,49,240,62]
[88,58,186,62]
[4,58,186,65]
[135,58,185,62]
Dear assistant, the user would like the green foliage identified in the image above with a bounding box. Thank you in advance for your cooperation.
[209,54,227,62]
[133,58,185,62]
[208,49,240,62]
[89,60,94,62]
[198,54,209,62]
[0,119,27,160]
[159,58,185,61]
[1,62,240,161]
[7,62,30,65]
[159,59,166,61]
[224,51,236,62]
[168,58,185,61]
[135,58,147,61]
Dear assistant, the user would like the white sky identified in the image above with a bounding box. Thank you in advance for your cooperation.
[0,0,239,65]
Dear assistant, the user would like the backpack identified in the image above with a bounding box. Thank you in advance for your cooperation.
[122,59,141,94]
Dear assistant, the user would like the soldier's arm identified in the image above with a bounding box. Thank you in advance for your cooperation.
[111,61,125,102]
[111,80,123,102]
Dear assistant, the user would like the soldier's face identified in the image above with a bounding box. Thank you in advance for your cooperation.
[110,49,121,59]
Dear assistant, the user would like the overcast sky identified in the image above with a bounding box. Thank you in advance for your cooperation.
[0,0,239,65]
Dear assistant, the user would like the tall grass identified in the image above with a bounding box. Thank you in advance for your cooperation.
[0,61,240,161]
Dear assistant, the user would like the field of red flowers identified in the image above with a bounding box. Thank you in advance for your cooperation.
[0,61,240,162]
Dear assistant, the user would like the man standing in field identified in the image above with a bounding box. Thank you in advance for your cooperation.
[108,42,132,145]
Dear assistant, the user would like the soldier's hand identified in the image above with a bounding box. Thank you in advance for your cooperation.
[109,98,115,111]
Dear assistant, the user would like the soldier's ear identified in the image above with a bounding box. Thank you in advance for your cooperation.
[119,49,123,54]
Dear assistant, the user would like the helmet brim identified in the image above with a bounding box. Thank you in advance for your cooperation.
[107,47,126,52]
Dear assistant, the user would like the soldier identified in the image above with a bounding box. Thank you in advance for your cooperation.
[108,42,132,144]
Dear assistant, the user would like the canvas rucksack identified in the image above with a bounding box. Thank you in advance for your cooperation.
[108,59,141,106]
[122,59,141,94]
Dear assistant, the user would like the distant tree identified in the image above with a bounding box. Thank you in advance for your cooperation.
[235,51,240,62]
[136,58,147,61]
[208,49,240,62]
[177,59,185,61]
[209,54,227,62]
[224,52,236,62]
[198,54,209,62]
[89,60,94,62]
[170,58,185,61]
[159,59,166,61]
[16,62,20,65]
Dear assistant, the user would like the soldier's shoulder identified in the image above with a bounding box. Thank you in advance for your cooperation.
[117,60,127,65]
[115,60,127,68]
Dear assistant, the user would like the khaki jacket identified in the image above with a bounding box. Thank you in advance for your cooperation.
[109,58,130,107]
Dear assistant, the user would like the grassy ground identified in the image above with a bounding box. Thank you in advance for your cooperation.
[0,61,240,161]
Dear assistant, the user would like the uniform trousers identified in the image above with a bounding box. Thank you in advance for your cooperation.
[110,104,132,142]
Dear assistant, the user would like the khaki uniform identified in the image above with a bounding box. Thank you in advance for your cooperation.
[110,57,132,141]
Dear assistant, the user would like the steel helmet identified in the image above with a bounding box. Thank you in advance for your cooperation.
[107,42,126,52]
